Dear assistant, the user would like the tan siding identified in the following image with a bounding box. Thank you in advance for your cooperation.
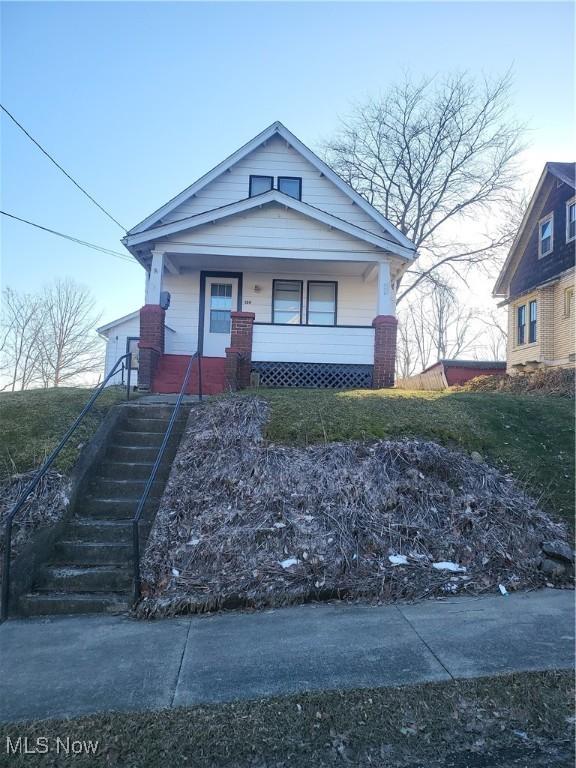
[505,268,575,373]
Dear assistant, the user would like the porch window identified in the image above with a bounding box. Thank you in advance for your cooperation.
[538,214,553,257]
[249,175,273,197]
[307,281,337,325]
[517,304,526,345]
[278,177,302,200]
[209,283,233,332]
[272,280,302,324]
[528,299,537,343]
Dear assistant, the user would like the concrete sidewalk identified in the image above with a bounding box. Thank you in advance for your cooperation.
[0,589,573,723]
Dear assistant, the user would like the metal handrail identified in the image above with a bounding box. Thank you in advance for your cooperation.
[132,352,202,603]
[0,353,133,622]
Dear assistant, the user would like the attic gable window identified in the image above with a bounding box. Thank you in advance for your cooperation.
[249,175,273,197]
[566,199,576,243]
[278,177,302,200]
[538,213,554,258]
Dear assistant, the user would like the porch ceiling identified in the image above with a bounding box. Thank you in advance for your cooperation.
[162,253,380,277]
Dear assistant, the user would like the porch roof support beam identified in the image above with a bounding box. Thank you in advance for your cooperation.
[377,261,396,316]
[146,250,165,304]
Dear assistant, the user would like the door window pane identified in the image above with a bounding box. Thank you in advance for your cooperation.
[308,282,336,325]
[273,281,302,324]
[278,177,302,200]
[209,283,233,333]
[249,176,273,197]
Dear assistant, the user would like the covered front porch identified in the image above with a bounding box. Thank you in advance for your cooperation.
[139,248,400,393]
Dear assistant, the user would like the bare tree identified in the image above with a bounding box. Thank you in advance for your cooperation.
[475,309,508,360]
[37,279,103,388]
[396,285,482,376]
[323,71,525,301]
[0,288,43,391]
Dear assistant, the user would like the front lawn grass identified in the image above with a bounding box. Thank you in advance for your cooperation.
[255,388,574,522]
[0,386,132,480]
[0,671,572,767]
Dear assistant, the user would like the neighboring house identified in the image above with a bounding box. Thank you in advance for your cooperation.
[396,360,506,391]
[494,162,575,374]
[101,122,417,394]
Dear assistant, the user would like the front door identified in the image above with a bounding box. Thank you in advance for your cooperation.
[203,276,239,357]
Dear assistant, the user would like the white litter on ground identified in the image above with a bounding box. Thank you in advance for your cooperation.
[432,561,467,573]
[389,554,409,566]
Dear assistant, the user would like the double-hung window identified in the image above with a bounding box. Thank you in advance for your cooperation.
[249,175,273,197]
[538,214,554,257]
[517,304,526,345]
[307,281,337,325]
[566,199,576,243]
[272,280,302,324]
[528,300,537,343]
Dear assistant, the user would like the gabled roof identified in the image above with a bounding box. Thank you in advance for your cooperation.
[96,310,140,335]
[126,121,416,252]
[97,310,174,336]
[123,188,416,261]
[493,161,576,296]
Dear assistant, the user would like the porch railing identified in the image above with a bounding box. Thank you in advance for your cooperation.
[0,353,133,622]
[131,352,202,604]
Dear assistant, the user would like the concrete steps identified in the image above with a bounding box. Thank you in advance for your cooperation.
[19,403,190,617]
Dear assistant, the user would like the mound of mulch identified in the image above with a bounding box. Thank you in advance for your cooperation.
[136,397,571,618]
[459,368,574,398]
[0,470,69,563]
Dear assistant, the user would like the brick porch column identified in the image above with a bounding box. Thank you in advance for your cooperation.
[372,315,398,388]
[225,311,255,389]
[138,304,165,391]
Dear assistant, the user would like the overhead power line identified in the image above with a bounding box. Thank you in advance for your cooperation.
[1,210,136,264]
[0,103,127,232]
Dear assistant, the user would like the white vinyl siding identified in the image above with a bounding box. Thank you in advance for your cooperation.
[150,268,379,362]
[159,205,383,256]
[162,135,387,237]
[101,315,140,384]
[252,325,375,365]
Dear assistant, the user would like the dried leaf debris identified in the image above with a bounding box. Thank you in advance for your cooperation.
[137,397,571,617]
[0,470,69,561]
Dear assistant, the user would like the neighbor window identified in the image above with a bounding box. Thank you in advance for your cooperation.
[528,300,537,343]
[126,337,139,369]
[564,286,574,317]
[278,177,302,200]
[272,280,302,324]
[538,214,554,257]
[567,199,576,243]
[249,175,273,197]
[307,281,337,325]
[517,304,526,345]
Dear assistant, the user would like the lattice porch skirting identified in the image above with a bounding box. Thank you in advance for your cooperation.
[251,361,374,389]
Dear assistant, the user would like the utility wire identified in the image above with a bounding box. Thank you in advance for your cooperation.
[1,104,127,232]
[1,210,136,264]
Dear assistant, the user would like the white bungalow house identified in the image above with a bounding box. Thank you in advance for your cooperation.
[99,122,417,394]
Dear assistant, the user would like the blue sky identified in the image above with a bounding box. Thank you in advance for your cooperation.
[1,1,574,324]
